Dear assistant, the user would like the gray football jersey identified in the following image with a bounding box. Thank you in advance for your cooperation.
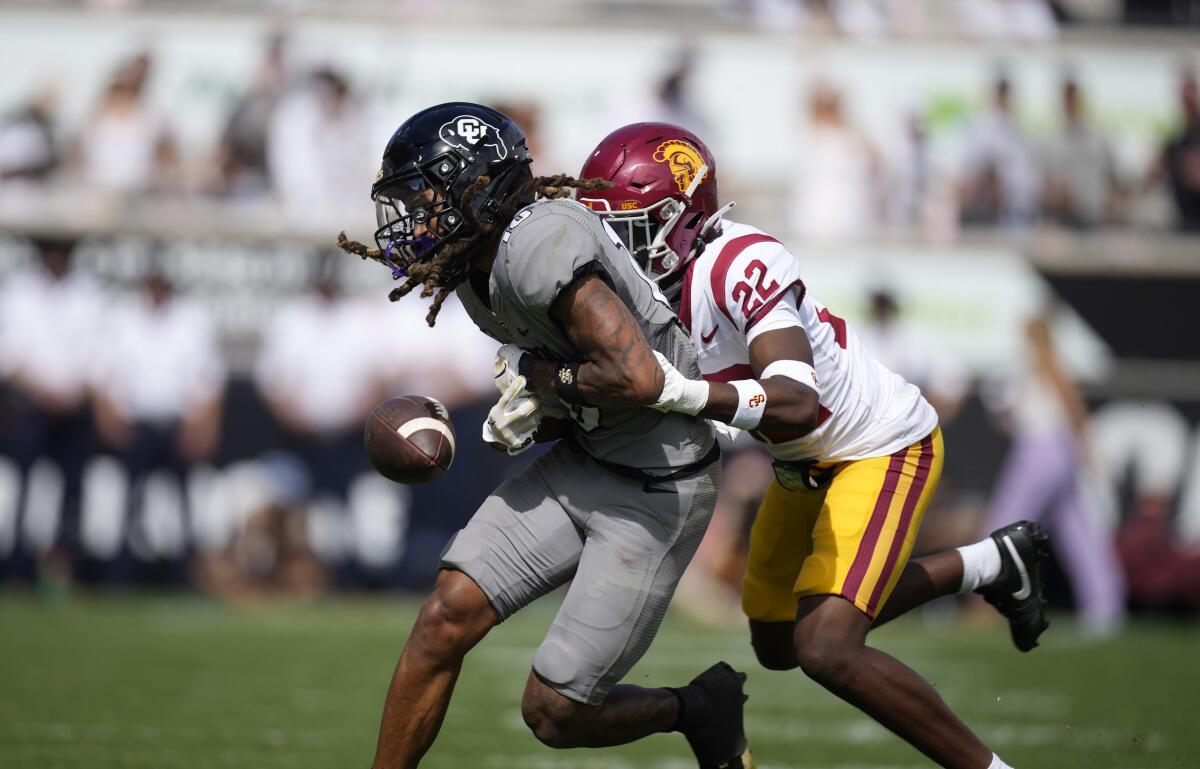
[456,198,714,471]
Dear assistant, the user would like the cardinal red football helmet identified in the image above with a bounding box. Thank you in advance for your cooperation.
[578,122,729,282]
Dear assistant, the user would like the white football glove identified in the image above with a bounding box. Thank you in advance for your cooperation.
[493,342,571,421]
[482,375,542,455]
[650,351,710,416]
[493,343,529,394]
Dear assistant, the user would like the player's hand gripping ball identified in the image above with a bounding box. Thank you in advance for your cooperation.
[364,396,455,484]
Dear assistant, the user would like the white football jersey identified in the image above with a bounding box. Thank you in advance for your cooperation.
[676,220,937,462]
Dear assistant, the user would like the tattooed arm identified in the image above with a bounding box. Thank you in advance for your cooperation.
[525,274,664,406]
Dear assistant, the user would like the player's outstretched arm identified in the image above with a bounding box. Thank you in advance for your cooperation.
[654,325,821,435]
[525,273,665,407]
[703,326,821,433]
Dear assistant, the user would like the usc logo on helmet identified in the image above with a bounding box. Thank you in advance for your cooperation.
[652,140,706,195]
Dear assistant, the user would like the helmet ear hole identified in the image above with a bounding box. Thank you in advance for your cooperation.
[435,161,453,179]
[657,198,684,223]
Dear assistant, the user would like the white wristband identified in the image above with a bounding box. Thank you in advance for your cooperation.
[674,377,711,416]
[729,379,767,430]
[761,359,820,396]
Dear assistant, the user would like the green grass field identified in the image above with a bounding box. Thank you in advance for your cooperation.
[1,593,1196,769]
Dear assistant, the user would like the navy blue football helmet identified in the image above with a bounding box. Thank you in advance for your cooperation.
[371,102,533,268]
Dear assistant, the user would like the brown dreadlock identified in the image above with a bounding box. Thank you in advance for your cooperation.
[337,174,614,326]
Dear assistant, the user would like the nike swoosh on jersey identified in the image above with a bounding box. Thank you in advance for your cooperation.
[700,326,718,343]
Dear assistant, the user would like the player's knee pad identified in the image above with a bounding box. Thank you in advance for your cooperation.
[531,636,615,709]
[531,638,586,698]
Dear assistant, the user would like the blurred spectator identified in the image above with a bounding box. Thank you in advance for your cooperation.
[0,85,59,183]
[882,110,930,229]
[1117,503,1200,612]
[1092,400,1189,535]
[1091,401,1200,610]
[1145,69,1200,232]
[960,75,1040,229]
[599,46,709,147]
[491,101,551,177]
[957,0,1057,41]
[827,0,889,38]
[653,48,709,137]
[884,0,931,36]
[1041,77,1123,229]
[1123,0,1200,27]
[91,267,225,576]
[0,238,102,577]
[734,0,887,38]
[374,293,495,408]
[735,0,807,31]
[194,454,327,599]
[267,67,372,219]
[73,53,178,194]
[254,254,384,504]
[213,35,288,198]
[983,313,1124,635]
[790,81,879,241]
[882,108,962,241]
[856,288,967,421]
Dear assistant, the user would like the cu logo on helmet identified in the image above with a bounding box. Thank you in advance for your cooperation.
[748,394,766,408]
[440,116,508,160]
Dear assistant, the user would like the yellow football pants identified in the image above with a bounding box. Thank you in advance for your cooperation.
[742,428,943,622]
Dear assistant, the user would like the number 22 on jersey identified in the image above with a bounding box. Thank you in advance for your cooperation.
[731,259,779,319]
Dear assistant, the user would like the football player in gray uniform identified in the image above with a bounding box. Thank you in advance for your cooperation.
[337,103,753,769]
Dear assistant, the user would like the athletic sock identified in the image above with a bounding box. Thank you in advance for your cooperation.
[987,752,1015,769]
[957,538,1003,593]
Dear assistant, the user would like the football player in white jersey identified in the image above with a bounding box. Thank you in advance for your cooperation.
[580,123,1052,769]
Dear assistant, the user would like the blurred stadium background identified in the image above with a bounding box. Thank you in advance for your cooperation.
[1,0,1198,767]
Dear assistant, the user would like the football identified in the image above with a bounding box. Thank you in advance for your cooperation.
[363,396,456,484]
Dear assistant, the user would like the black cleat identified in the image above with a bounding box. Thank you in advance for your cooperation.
[673,661,755,769]
[978,520,1052,652]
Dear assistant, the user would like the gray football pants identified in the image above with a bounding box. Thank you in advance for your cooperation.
[441,441,720,705]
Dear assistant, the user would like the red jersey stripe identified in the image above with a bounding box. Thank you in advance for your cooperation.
[710,234,780,325]
[841,448,907,603]
[678,260,696,333]
[865,434,935,616]
[744,279,805,332]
